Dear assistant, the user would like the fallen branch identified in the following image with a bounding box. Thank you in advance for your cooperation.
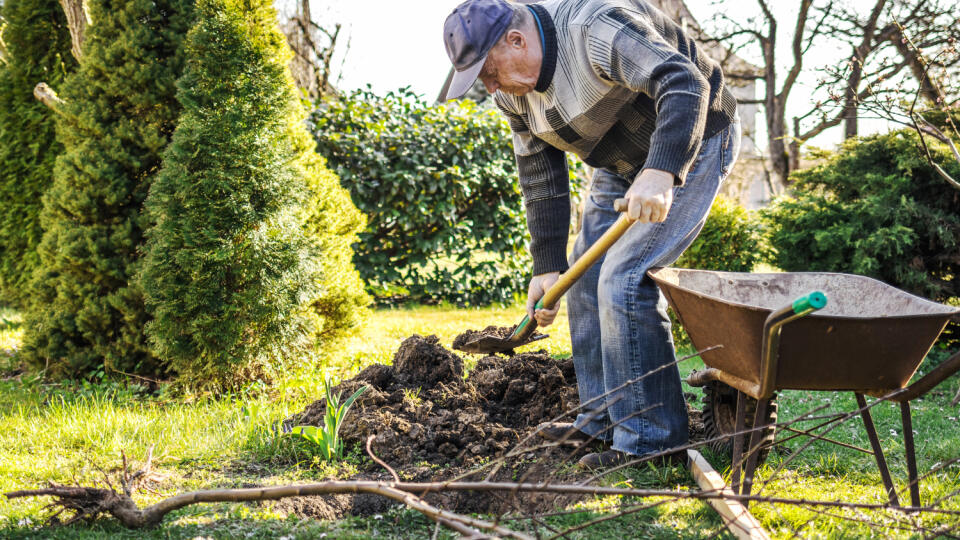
[33,83,64,111]
[9,479,960,526]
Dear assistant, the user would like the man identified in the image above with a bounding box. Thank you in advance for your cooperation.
[441,0,740,467]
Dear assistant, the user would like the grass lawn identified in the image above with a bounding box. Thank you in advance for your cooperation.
[1,303,958,538]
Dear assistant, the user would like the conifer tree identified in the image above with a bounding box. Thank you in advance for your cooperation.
[0,0,76,306]
[20,0,194,377]
[141,0,367,389]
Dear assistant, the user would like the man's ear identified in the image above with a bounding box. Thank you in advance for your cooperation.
[504,29,526,50]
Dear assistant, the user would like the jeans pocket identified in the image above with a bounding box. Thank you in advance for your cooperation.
[588,172,629,209]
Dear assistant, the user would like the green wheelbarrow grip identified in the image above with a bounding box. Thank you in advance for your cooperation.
[792,291,827,314]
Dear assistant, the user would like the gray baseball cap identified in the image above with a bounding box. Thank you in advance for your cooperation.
[441,0,514,101]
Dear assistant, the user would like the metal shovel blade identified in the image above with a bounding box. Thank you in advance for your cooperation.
[455,332,549,355]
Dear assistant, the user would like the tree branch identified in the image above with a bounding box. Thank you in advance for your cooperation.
[33,83,64,111]
[58,0,90,61]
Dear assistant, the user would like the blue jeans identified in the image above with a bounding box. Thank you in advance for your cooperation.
[568,117,741,456]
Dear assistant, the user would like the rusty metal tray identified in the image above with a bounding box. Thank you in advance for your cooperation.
[648,267,958,394]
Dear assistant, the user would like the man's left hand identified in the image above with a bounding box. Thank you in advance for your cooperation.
[624,169,675,223]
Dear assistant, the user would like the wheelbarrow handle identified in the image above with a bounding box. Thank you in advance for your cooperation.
[758,291,828,399]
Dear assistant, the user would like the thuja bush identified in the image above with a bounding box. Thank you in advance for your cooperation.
[141,0,367,390]
[675,196,766,273]
[310,88,531,305]
[20,0,193,379]
[763,130,959,345]
[0,0,76,306]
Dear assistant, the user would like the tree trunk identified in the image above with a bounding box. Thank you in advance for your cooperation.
[59,0,90,61]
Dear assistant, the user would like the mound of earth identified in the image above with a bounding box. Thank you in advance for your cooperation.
[286,334,579,467]
[280,334,706,517]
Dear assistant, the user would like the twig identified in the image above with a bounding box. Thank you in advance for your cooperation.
[366,435,400,484]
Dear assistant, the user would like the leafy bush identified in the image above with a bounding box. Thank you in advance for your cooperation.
[141,0,367,391]
[310,88,531,305]
[763,130,959,346]
[0,0,76,307]
[20,0,194,379]
[675,196,766,272]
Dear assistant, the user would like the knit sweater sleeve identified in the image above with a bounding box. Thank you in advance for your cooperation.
[585,7,710,185]
[494,93,570,275]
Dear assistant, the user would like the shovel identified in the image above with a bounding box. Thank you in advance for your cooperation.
[457,198,634,354]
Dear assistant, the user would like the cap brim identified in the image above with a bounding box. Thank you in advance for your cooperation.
[441,59,485,102]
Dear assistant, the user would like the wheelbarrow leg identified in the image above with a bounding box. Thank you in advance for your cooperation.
[730,390,747,494]
[740,397,773,505]
[855,393,901,507]
[900,401,921,509]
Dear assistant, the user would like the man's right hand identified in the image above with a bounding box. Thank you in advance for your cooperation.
[527,272,561,327]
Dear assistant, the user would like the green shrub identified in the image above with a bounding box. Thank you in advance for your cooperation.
[675,196,766,272]
[141,0,367,391]
[0,0,76,307]
[670,196,766,349]
[20,0,194,379]
[310,88,531,306]
[763,130,959,346]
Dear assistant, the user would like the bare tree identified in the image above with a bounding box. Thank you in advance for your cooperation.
[279,0,345,100]
[800,0,960,142]
[698,0,959,189]
[695,0,835,191]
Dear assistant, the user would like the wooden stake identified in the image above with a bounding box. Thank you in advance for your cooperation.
[687,449,771,540]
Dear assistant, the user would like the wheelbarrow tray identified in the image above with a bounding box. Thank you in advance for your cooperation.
[649,267,958,394]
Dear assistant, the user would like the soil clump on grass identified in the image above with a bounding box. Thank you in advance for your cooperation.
[451,324,547,351]
[279,334,705,518]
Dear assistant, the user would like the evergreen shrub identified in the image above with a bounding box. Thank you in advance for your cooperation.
[0,0,75,307]
[20,0,194,379]
[141,0,367,390]
[310,88,531,305]
[763,130,959,346]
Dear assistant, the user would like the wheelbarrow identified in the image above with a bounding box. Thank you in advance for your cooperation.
[648,267,960,509]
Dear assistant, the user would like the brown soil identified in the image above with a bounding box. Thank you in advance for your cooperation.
[451,325,546,352]
[278,334,705,519]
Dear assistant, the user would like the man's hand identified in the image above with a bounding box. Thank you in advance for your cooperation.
[625,168,675,223]
[527,272,561,327]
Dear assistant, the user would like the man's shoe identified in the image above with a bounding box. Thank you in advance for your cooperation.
[536,422,600,447]
[578,449,687,469]
[577,449,630,469]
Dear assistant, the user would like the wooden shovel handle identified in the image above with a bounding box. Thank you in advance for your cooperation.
[539,198,631,309]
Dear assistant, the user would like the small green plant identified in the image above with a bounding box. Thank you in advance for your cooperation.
[402,387,422,407]
[290,382,367,462]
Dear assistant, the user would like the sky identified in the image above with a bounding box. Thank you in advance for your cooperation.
[292,0,897,151]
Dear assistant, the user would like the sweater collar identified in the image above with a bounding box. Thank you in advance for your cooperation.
[527,4,557,93]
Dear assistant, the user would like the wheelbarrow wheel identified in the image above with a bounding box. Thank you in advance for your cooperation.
[701,381,777,464]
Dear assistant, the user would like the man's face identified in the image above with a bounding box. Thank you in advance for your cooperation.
[478,31,539,96]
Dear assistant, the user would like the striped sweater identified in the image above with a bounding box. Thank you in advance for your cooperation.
[495,0,737,275]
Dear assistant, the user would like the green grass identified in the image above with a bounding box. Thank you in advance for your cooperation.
[1,303,958,538]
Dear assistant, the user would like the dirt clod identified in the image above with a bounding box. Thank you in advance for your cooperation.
[451,325,546,352]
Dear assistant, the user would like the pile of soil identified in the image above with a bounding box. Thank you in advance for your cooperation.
[286,335,579,467]
[278,334,705,518]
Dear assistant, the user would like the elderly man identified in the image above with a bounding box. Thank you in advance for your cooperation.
[442,0,740,467]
